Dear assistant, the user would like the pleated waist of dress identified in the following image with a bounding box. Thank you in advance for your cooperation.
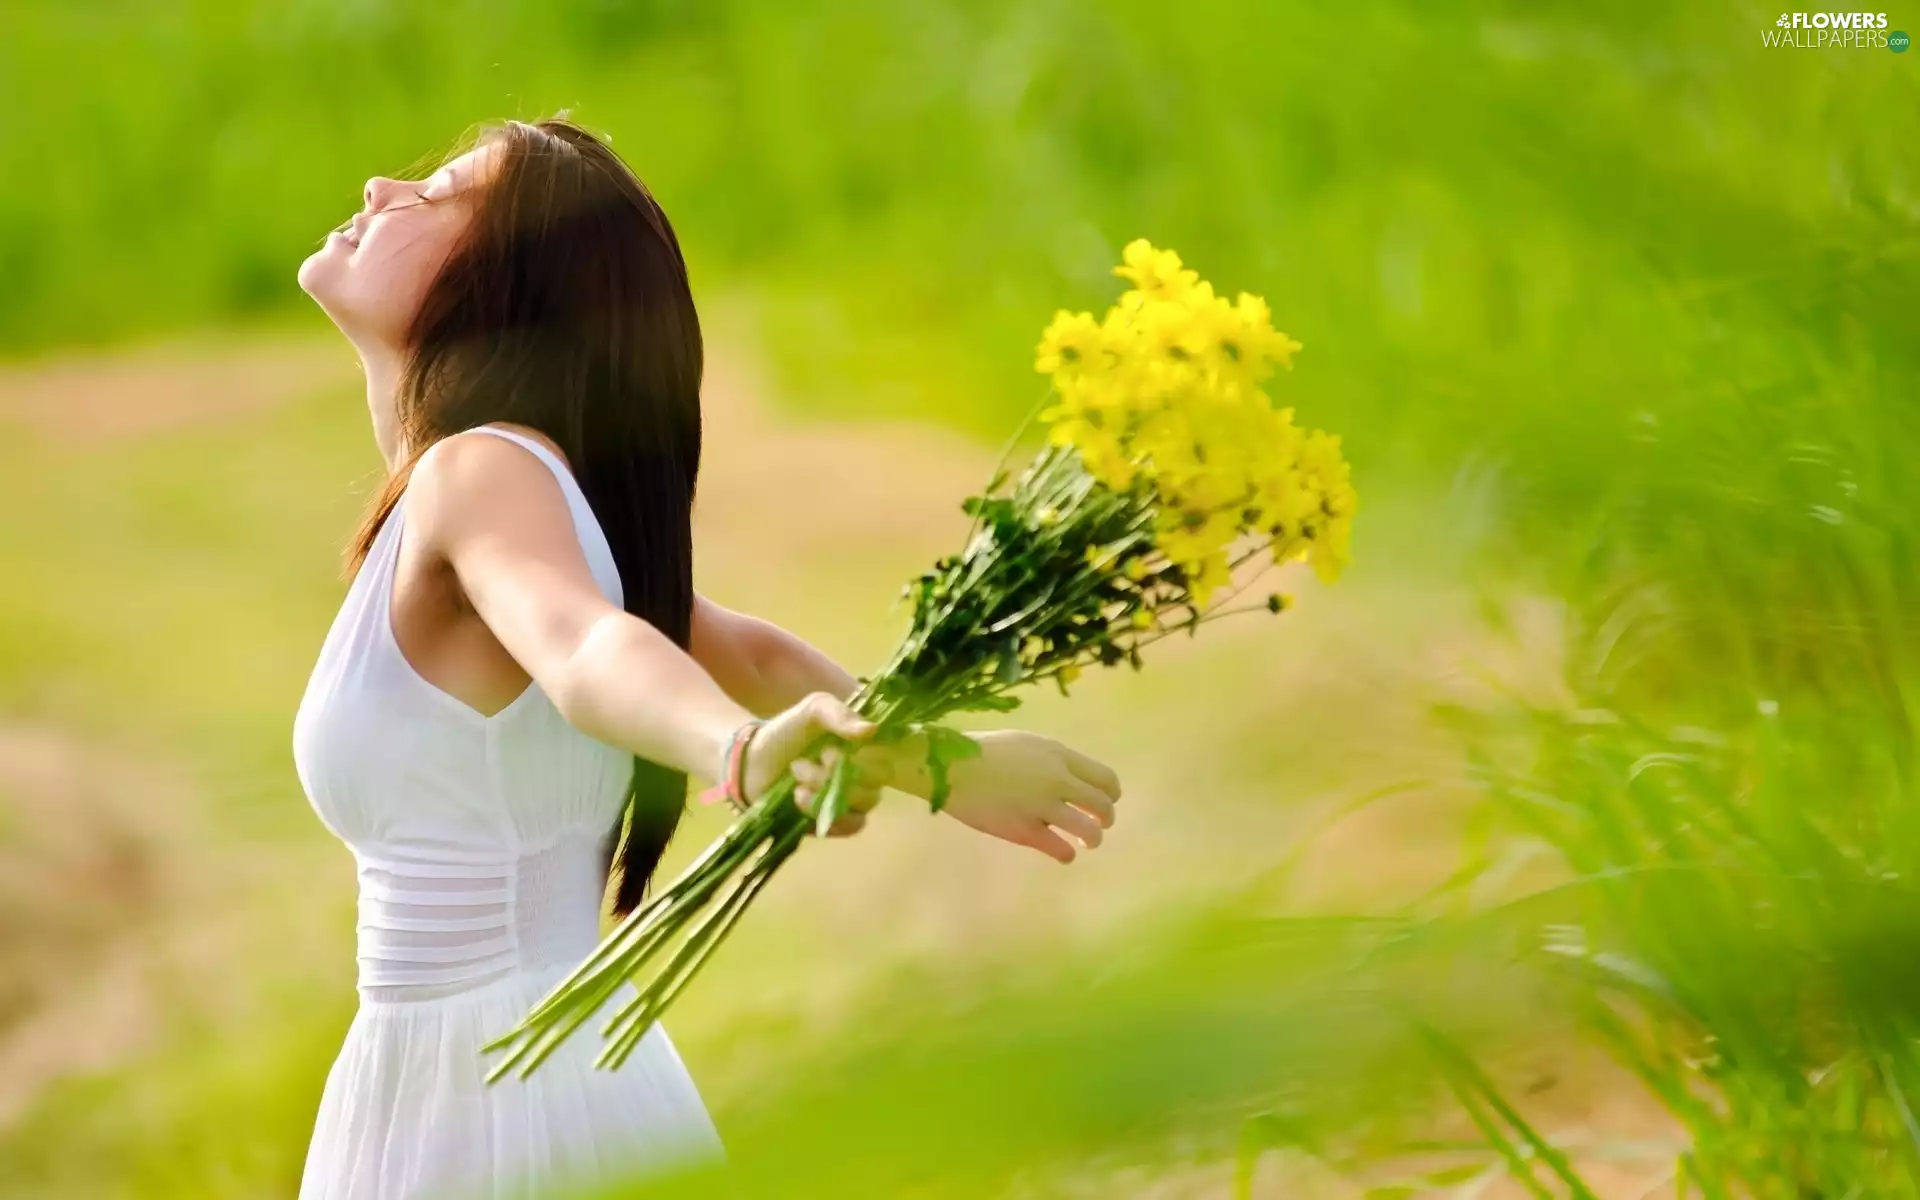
[352,832,607,1002]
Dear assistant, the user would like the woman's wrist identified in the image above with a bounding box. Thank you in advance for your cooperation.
[880,725,935,799]
[684,693,753,776]
[698,712,763,811]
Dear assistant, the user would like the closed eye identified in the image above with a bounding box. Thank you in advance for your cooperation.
[322,181,441,242]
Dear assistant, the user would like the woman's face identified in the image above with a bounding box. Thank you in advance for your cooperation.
[298,143,495,354]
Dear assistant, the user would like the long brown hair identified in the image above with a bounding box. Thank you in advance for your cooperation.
[349,117,702,917]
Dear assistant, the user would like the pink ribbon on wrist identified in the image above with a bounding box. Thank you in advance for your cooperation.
[698,719,762,812]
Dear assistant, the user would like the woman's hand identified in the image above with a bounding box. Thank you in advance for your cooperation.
[939,730,1121,863]
[742,692,883,838]
[788,743,894,838]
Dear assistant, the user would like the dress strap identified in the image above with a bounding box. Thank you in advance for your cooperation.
[458,425,624,607]
[464,425,575,487]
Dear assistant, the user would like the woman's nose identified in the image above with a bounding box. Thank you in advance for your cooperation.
[363,176,399,211]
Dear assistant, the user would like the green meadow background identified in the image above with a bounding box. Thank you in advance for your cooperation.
[1,1,1915,1195]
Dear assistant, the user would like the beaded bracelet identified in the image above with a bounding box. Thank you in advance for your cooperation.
[697,718,763,813]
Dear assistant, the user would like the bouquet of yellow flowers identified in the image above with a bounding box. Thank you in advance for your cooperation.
[484,240,1356,1079]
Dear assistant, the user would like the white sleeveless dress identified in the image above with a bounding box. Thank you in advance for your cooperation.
[292,426,723,1199]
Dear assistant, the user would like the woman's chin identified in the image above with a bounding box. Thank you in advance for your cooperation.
[297,251,328,295]
[297,244,352,306]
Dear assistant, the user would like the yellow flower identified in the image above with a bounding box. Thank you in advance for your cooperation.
[1058,663,1083,685]
[1258,471,1320,530]
[1047,417,1090,449]
[1233,291,1273,329]
[1177,290,1239,374]
[1035,310,1104,377]
[1237,293,1303,365]
[1133,298,1196,365]
[1064,372,1129,418]
[1127,358,1200,417]
[1114,239,1199,303]
[1188,552,1234,610]
[1103,289,1149,333]
[1298,429,1344,475]
[1131,608,1153,629]
[1323,478,1358,520]
[1075,428,1137,489]
[1035,241,1356,594]
[1153,507,1237,587]
[1271,328,1305,370]
[1310,520,1352,584]
[1131,416,1200,480]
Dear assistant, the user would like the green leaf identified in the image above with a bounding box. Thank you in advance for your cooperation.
[811,754,856,838]
[921,725,982,814]
[1235,1112,1319,1199]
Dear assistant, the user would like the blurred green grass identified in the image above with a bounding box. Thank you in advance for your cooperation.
[8,1,1912,441]
[2,0,1917,1195]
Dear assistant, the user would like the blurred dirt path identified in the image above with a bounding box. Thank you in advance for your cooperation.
[0,334,361,443]
[0,725,193,1125]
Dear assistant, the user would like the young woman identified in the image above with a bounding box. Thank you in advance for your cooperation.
[290,117,1122,1198]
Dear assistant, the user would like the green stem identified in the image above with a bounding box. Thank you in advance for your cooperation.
[486,849,760,1080]
[598,824,806,1068]
[484,804,791,1077]
[514,816,767,1025]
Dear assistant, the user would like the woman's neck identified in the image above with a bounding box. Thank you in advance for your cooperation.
[358,345,408,471]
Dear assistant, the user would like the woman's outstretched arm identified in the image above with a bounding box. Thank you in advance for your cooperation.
[692,595,1121,862]
[405,432,873,808]
[690,597,863,719]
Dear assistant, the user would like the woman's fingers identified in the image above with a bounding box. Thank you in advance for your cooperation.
[806,693,876,743]
[824,811,867,838]
[1061,747,1122,800]
[850,743,897,791]
[794,785,871,829]
[743,692,875,800]
[791,747,885,813]
[1061,777,1117,828]
[845,782,882,814]
[1019,821,1078,864]
[1046,801,1105,850]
